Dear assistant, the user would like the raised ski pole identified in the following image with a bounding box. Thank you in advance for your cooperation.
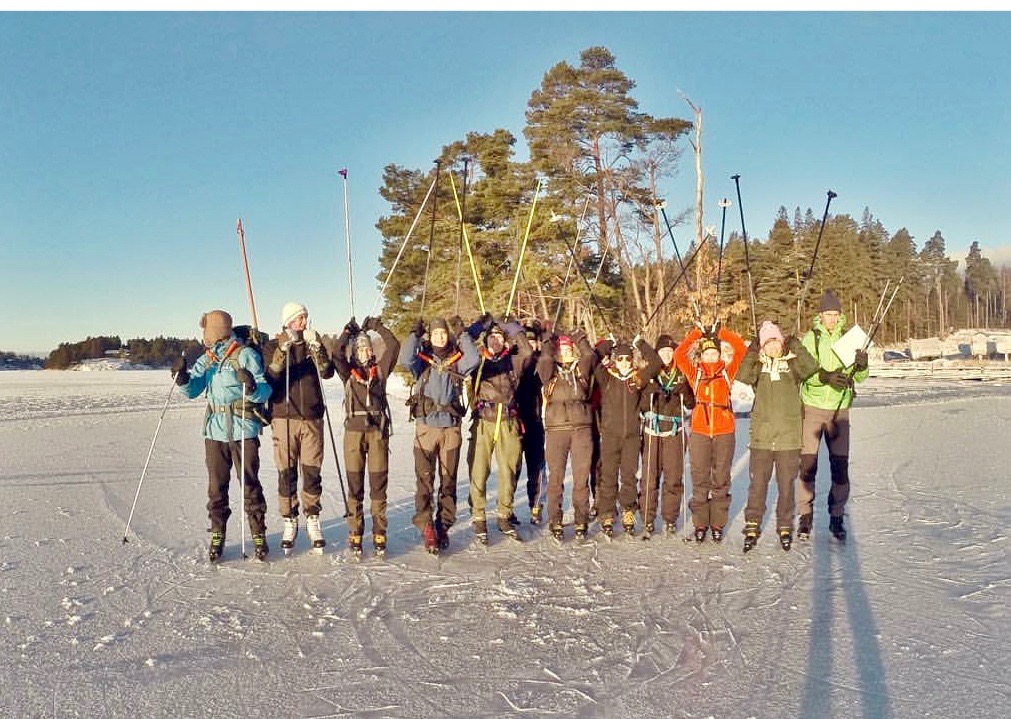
[506,178,545,318]
[338,168,356,318]
[551,198,591,328]
[641,239,705,330]
[454,157,470,317]
[420,160,442,318]
[372,176,439,317]
[448,170,486,313]
[730,175,758,337]
[122,369,180,543]
[236,219,259,332]
[795,190,838,335]
[657,200,703,321]
[714,197,732,327]
[554,207,610,334]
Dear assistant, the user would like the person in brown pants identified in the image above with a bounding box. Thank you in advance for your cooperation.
[333,315,401,557]
[538,329,598,541]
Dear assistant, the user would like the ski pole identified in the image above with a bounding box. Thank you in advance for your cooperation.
[314,360,349,518]
[338,168,356,318]
[506,178,545,318]
[372,176,439,317]
[795,190,838,335]
[641,239,705,330]
[448,169,486,313]
[553,208,610,334]
[714,198,731,326]
[680,393,691,542]
[658,200,703,322]
[420,160,441,318]
[238,393,248,560]
[730,175,758,337]
[122,373,179,543]
[236,219,259,332]
[454,157,470,317]
[551,198,593,328]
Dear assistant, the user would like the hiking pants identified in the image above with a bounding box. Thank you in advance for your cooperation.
[467,416,522,522]
[544,425,594,527]
[798,405,851,518]
[344,427,390,537]
[746,448,800,531]
[598,432,642,523]
[688,432,736,529]
[271,417,324,518]
[412,423,462,532]
[641,430,686,526]
[205,437,266,535]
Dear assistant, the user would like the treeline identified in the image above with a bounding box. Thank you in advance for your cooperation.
[1,351,44,370]
[43,336,203,369]
[374,46,1007,345]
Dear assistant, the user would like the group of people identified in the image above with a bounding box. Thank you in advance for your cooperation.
[172,289,868,561]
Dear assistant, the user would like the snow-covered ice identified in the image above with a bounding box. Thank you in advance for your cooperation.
[0,369,1008,718]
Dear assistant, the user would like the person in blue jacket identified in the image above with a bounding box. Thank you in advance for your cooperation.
[171,310,273,561]
[399,315,480,553]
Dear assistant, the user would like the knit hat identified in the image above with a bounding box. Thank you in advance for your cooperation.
[353,333,372,351]
[200,310,233,347]
[281,302,308,327]
[818,290,842,312]
[656,334,676,350]
[557,335,574,351]
[429,317,449,333]
[612,342,633,358]
[698,334,720,355]
[758,320,784,348]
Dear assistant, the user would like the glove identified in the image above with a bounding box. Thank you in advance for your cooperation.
[235,368,257,394]
[710,320,722,336]
[170,356,189,386]
[361,316,380,333]
[748,337,760,354]
[303,328,322,351]
[274,332,291,353]
[531,319,544,337]
[465,315,485,339]
[343,318,360,337]
[502,321,523,337]
[819,369,850,390]
[597,339,614,358]
[570,329,587,346]
[411,318,425,337]
[786,336,803,353]
[853,349,868,372]
[449,315,465,337]
[632,333,642,347]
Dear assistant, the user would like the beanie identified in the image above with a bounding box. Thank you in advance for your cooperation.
[429,317,449,333]
[818,290,842,312]
[557,335,574,351]
[758,320,784,348]
[200,310,233,347]
[656,334,676,351]
[281,302,308,328]
[698,334,720,355]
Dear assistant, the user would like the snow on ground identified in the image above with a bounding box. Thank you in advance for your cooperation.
[0,370,1008,718]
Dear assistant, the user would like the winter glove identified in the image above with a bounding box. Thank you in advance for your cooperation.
[361,316,380,333]
[411,318,425,337]
[502,321,523,338]
[853,349,869,372]
[274,332,292,353]
[570,329,587,346]
[303,328,322,352]
[343,318,360,337]
[596,339,614,359]
[235,368,257,394]
[748,337,761,354]
[531,319,544,337]
[819,369,850,391]
[449,315,466,338]
[465,315,486,339]
[632,333,642,347]
[710,320,722,336]
[170,356,189,386]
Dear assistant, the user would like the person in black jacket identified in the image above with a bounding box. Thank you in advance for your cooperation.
[638,334,695,537]
[265,302,335,554]
[333,315,401,556]
[538,329,598,540]
[516,320,547,525]
[592,335,663,537]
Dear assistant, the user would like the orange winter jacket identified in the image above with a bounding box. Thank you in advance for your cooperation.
[674,327,747,437]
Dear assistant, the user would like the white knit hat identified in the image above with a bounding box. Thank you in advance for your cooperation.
[281,302,308,327]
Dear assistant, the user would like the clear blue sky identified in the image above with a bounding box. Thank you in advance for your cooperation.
[3,11,1009,354]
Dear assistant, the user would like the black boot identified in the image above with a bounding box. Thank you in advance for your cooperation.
[829,516,847,541]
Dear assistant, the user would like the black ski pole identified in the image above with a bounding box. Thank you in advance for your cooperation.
[714,197,731,329]
[420,160,441,318]
[657,201,703,323]
[554,211,611,334]
[730,174,758,337]
[642,239,704,330]
[795,190,838,334]
[315,361,349,518]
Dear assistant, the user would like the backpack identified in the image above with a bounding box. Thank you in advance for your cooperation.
[219,324,272,425]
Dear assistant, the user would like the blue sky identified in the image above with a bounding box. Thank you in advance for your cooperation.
[2,11,1009,354]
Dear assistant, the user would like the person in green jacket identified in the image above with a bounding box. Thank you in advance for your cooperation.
[798,290,870,541]
[737,320,819,552]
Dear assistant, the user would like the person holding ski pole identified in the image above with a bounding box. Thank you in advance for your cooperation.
[516,320,547,525]
[265,302,335,555]
[465,316,535,543]
[538,328,599,541]
[172,310,272,561]
[639,334,696,538]
[333,315,400,557]
[736,320,819,552]
[798,290,870,541]
[674,322,747,543]
[593,335,663,538]
[400,315,480,554]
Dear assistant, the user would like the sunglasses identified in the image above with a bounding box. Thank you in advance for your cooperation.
[615,355,632,362]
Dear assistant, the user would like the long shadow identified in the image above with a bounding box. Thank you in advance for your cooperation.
[800,444,894,719]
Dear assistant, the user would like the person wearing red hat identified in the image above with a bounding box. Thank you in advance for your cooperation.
[674,323,747,543]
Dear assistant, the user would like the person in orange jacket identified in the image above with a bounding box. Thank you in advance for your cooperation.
[674,323,747,542]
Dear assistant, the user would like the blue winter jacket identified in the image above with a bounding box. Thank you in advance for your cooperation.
[399,331,480,428]
[181,335,272,441]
